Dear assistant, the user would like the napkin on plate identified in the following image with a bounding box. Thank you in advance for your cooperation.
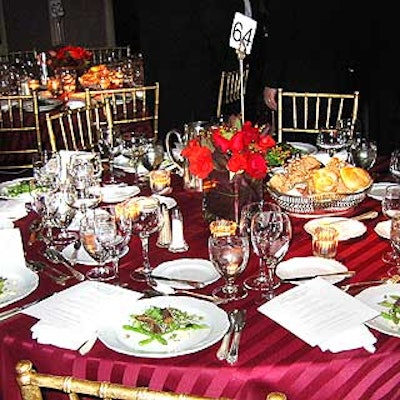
[24,281,143,351]
[258,277,378,353]
[0,199,27,221]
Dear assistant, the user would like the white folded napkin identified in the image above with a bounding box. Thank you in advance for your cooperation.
[0,228,27,273]
[0,217,13,229]
[258,278,379,353]
[0,199,27,221]
[24,281,143,351]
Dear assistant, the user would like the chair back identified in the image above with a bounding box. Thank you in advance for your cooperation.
[0,49,38,64]
[45,101,112,152]
[87,45,131,64]
[277,89,360,142]
[0,90,42,170]
[84,82,159,140]
[16,360,232,400]
[216,65,250,119]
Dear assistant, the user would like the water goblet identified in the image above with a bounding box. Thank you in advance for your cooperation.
[96,126,122,185]
[239,201,282,291]
[382,184,400,219]
[79,210,116,281]
[389,149,400,182]
[316,128,348,157]
[208,234,249,302]
[385,214,400,271]
[250,211,292,300]
[121,132,147,184]
[124,196,164,281]
[141,140,164,172]
[350,137,377,170]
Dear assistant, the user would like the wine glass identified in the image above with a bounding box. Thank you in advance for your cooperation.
[316,128,348,157]
[121,132,147,184]
[239,201,282,291]
[96,126,122,185]
[390,149,400,182]
[208,234,249,302]
[382,184,400,265]
[350,137,377,170]
[141,140,164,172]
[125,196,164,281]
[251,211,292,300]
[32,150,61,191]
[386,214,400,272]
[79,210,116,281]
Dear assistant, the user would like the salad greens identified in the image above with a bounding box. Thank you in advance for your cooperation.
[265,143,302,167]
[123,306,208,346]
[379,294,400,326]
[0,277,6,295]
[1,180,31,197]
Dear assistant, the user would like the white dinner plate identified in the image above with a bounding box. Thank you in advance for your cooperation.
[97,296,229,358]
[113,156,148,174]
[276,256,348,285]
[304,217,367,241]
[62,242,129,266]
[0,199,28,221]
[152,195,177,210]
[152,258,220,289]
[374,220,391,240]
[100,185,140,203]
[0,267,39,309]
[287,142,318,155]
[0,177,32,202]
[355,284,400,338]
[367,182,394,201]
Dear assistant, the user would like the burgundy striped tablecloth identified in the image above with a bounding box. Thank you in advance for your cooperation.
[1,158,399,400]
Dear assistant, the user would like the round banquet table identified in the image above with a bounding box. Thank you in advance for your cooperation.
[0,156,399,400]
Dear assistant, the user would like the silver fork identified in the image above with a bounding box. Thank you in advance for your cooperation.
[26,261,70,286]
[226,309,247,365]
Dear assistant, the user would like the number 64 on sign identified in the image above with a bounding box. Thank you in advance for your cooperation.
[229,12,257,55]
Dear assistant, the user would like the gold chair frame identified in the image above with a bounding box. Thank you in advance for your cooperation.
[45,101,112,152]
[87,45,131,64]
[85,82,159,140]
[0,90,42,170]
[276,89,360,142]
[0,49,38,64]
[216,65,250,119]
[16,360,232,400]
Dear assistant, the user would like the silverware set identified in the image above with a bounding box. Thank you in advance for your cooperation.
[44,248,85,282]
[26,260,70,286]
[216,309,246,365]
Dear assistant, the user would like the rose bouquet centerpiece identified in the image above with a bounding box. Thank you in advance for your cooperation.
[47,45,92,73]
[181,121,276,222]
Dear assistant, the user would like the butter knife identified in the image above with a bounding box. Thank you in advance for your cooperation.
[0,295,51,321]
[281,270,355,283]
[149,274,205,288]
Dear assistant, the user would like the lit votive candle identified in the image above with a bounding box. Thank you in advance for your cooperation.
[312,226,339,259]
[209,219,237,237]
[149,170,171,194]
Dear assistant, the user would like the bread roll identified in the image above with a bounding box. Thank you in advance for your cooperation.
[312,168,339,193]
[339,166,372,192]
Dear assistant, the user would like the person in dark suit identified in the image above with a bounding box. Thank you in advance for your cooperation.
[135,1,269,140]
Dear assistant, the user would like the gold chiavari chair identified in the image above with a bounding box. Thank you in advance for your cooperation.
[87,45,131,65]
[0,90,42,170]
[16,360,287,400]
[276,89,360,142]
[45,101,112,152]
[84,82,159,140]
[0,49,38,64]
[216,64,250,120]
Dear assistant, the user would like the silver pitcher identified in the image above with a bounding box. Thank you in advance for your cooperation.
[165,121,210,192]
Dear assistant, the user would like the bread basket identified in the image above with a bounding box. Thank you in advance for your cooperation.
[266,183,372,217]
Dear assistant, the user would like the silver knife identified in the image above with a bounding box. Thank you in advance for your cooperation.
[0,295,51,321]
[149,274,205,288]
[281,270,355,283]
[217,310,238,360]
[226,309,246,365]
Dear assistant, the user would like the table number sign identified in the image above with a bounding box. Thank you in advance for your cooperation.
[229,12,257,55]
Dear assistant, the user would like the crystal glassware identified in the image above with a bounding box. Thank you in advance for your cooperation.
[383,213,400,268]
[239,201,282,291]
[121,132,147,184]
[208,234,249,302]
[250,211,292,300]
[382,185,400,265]
[124,196,164,281]
[350,137,377,170]
[389,149,400,182]
[141,140,164,172]
[316,128,348,157]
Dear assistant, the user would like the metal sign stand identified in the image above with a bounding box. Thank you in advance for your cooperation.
[236,40,246,126]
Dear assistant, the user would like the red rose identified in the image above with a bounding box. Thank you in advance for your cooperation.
[245,152,267,179]
[187,146,214,179]
[258,134,276,150]
[227,152,247,173]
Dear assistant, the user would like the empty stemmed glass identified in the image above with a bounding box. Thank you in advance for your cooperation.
[124,196,164,281]
[382,184,400,265]
[96,126,122,185]
[386,214,400,272]
[121,132,147,184]
[251,211,292,300]
[208,234,249,302]
[239,201,282,291]
[350,137,377,170]
[390,149,400,182]
[141,140,164,172]
[316,128,348,157]
[79,210,117,281]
